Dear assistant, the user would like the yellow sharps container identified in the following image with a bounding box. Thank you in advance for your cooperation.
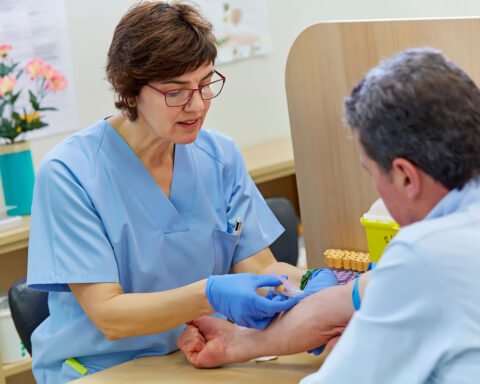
[360,198,400,263]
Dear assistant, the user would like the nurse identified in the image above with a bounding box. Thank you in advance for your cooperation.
[26,2,337,383]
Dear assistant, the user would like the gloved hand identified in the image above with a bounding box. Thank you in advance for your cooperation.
[206,273,299,329]
[301,269,338,356]
[308,345,326,356]
[303,269,338,296]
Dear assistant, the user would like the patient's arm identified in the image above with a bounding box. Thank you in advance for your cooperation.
[177,273,367,368]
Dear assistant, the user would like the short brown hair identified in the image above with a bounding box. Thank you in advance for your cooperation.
[106,1,217,120]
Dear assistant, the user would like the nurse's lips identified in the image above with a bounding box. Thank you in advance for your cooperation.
[177,118,200,130]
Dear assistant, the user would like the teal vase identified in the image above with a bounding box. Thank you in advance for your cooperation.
[0,141,35,216]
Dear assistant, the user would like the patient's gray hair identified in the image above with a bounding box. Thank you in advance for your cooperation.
[345,47,480,190]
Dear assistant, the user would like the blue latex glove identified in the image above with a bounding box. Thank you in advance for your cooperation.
[206,273,299,329]
[308,345,326,356]
[302,269,338,355]
[303,269,338,296]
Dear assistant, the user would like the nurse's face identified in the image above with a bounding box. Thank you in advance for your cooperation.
[136,62,214,145]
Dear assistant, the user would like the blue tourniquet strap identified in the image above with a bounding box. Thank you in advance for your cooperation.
[352,275,361,311]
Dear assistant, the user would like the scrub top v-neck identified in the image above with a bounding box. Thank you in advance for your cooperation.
[27,119,284,384]
[103,122,194,233]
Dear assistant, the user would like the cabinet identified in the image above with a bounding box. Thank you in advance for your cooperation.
[0,216,33,384]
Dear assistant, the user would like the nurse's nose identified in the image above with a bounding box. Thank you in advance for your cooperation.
[184,89,205,112]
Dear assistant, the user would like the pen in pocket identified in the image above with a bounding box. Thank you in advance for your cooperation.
[233,218,242,235]
[233,218,242,244]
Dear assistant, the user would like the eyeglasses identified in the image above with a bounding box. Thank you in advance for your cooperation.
[146,70,226,107]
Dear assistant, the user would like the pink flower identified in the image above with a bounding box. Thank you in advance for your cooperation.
[41,64,57,81]
[0,75,17,97]
[25,59,45,80]
[0,44,12,59]
[45,73,68,93]
[26,59,68,92]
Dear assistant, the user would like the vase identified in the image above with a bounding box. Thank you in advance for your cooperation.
[0,141,35,216]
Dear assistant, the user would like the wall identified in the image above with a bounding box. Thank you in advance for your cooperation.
[28,0,480,170]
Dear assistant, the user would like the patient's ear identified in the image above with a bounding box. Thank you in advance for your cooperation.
[391,158,421,200]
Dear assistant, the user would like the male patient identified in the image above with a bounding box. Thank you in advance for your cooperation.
[177,48,480,383]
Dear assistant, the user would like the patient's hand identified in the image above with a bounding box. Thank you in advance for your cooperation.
[177,316,248,368]
[178,283,357,368]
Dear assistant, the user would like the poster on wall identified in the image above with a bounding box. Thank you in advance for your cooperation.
[0,0,78,142]
[194,0,273,64]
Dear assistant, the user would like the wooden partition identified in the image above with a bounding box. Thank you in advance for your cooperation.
[285,18,480,268]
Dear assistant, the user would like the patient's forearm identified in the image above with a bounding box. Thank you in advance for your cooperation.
[263,284,354,354]
[230,283,355,361]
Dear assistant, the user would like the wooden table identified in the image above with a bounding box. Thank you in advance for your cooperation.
[70,351,324,384]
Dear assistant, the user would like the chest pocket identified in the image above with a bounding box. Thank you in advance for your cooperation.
[212,229,238,275]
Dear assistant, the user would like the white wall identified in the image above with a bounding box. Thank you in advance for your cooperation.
[29,0,480,170]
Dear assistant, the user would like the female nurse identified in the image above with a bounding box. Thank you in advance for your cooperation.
[26,2,337,383]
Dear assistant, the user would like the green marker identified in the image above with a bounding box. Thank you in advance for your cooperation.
[65,358,88,375]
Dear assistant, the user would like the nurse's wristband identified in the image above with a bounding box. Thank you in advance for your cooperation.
[352,275,361,310]
[300,268,319,290]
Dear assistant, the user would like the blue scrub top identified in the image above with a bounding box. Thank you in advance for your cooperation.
[27,119,284,383]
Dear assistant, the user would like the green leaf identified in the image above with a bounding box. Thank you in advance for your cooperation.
[29,120,48,130]
[9,133,20,143]
[29,90,40,110]
[15,68,23,80]
[0,62,7,77]
[10,91,21,104]
[0,100,7,117]
[0,118,15,142]
[12,112,21,124]
[0,61,18,77]
[9,62,19,74]
[0,118,12,131]
[38,107,57,111]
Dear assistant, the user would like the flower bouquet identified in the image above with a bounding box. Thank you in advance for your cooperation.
[0,44,67,143]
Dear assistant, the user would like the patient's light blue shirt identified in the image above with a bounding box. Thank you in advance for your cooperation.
[302,176,480,384]
[27,120,283,383]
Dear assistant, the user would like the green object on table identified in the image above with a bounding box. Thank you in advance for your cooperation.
[300,268,319,290]
[0,142,35,216]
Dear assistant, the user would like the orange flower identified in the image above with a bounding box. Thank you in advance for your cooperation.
[25,59,45,80]
[0,75,17,97]
[0,44,12,59]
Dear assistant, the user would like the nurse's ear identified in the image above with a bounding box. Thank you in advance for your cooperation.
[124,96,136,108]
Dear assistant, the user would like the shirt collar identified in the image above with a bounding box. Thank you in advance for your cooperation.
[425,175,480,220]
